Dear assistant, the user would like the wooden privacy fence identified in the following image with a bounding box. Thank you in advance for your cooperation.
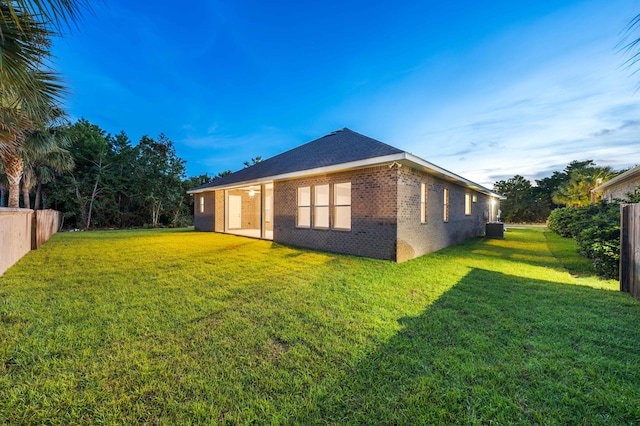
[621,203,640,300]
[32,209,63,249]
[0,208,62,276]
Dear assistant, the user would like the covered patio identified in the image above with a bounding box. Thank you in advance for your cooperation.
[225,183,273,240]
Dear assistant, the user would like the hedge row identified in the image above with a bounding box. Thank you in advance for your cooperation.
[547,202,620,278]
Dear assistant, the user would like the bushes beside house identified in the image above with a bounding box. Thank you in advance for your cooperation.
[548,202,620,278]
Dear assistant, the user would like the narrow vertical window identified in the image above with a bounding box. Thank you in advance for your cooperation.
[265,195,272,222]
[420,183,428,223]
[334,182,351,230]
[443,188,449,222]
[465,193,472,215]
[199,195,205,213]
[314,184,329,228]
[297,186,311,228]
[472,195,477,203]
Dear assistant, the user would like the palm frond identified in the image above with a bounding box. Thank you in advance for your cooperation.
[0,4,68,156]
[0,0,92,34]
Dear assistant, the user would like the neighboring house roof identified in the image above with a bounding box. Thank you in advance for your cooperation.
[188,128,503,198]
[591,164,640,194]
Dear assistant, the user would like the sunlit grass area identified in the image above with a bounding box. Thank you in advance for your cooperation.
[1,227,638,424]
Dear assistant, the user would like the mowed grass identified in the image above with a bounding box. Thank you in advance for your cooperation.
[0,227,638,424]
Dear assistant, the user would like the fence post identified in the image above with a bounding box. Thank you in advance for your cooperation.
[633,204,640,300]
[621,204,629,293]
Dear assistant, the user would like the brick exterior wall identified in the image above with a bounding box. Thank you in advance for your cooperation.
[273,165,398,260]
[193,192,215,231]
[195,165,494,262]
[396,167,490,262]
[214,190,224,232]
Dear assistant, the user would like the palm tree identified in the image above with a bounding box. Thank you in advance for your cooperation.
[0,4,68,207]
[2,1,90,31]
[552,166,616,207]
[0,0,89,116]
[0,1,90,207]
[21,120,73,209]
[621,13,640,77]
[0,159,7,206]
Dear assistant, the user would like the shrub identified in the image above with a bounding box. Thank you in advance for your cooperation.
[548,207,579,237]
[548,202,620,278]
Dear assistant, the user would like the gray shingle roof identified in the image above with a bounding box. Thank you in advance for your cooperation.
[191,128,403,190]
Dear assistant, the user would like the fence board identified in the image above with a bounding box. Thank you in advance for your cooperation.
[621,204,640,300]
[32,209,62,249]
[0,208,33,276]
[0,208,62,276]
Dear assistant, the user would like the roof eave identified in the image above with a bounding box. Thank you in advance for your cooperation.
[400,153,505,199]
[187,153,407,193]
[188,152,504,199]
[591,165,640,193]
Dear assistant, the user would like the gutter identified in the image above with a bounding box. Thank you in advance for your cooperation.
[188,152,505,199]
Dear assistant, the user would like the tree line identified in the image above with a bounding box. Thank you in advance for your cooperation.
[492,160,623,223]
[0,118,218,229]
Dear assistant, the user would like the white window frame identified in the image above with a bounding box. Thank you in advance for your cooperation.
[465,193,472,216]
[297,186,311,228]
[333,182,351,230]
[199,195,205,213]
[313,184,330,229]
[443,188,449,222]
[420,183,428,223]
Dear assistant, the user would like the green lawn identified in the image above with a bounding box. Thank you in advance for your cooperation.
[1,227,638,424]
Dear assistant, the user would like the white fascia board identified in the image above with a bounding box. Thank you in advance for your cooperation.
[187,153,406,194]
[187,151,505,199]
[401,153,505,199]
[187,180,273,194]
[591,165,640,193]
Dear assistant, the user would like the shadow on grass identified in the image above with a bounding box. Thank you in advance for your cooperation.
[456,231,578,276]
[295,268,640,424]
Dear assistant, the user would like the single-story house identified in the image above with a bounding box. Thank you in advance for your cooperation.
[188,128,503,262]
[591,165,640,203]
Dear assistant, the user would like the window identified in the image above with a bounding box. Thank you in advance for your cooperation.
[472,195,477,203]
[199,195,205,213]
[314,184,329,228]
[443,188,449,222]
[465,193,471,215]
[334,182,351,230]
[297,186,311,228]
[265,195,272,222]
[420,183,428,223]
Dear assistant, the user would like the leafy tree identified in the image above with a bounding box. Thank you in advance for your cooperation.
[214,170,232,179]
[134,134,186,227]
[493,175,546,222]
[46,119,111,229]
[534,171,566,214]
[99,131,139,227]
[243,156,262,168]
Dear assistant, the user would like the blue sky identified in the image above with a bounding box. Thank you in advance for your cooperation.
[53,0,640,187]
